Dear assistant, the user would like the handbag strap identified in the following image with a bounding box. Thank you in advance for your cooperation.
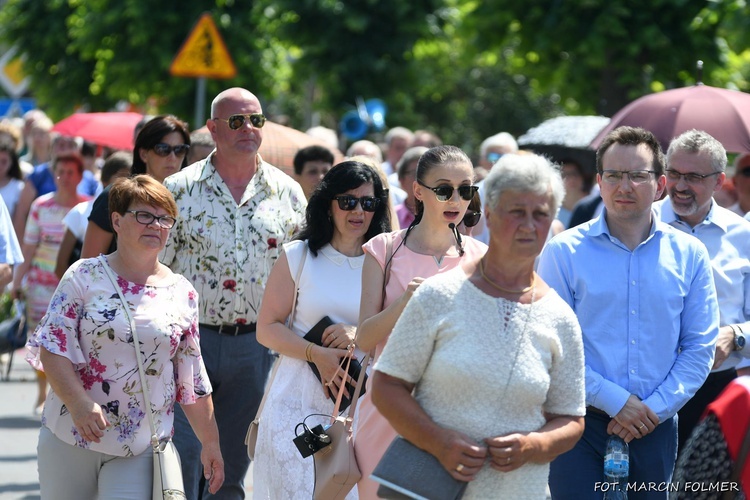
[99,256,160,449]
[381,231,394,311]
[252,243,310,423]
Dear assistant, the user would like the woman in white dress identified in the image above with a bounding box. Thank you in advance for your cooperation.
[371,154,586,499]
[254,161,391,499]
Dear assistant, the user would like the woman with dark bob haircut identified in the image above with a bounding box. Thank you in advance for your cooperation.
[254,161,390,498]
[81,114,190,259]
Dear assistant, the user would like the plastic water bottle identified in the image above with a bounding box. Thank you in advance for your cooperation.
[603,435,629,499]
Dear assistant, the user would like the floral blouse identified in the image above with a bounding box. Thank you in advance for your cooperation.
[26,256,211,457]
[160,154,306,325]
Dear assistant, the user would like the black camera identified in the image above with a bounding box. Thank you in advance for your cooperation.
[293,423,332,458]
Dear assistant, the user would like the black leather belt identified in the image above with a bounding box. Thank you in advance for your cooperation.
[199,323,257,336]
[586,406,610,417]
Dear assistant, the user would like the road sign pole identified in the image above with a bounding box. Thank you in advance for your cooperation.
[195,77,206,129]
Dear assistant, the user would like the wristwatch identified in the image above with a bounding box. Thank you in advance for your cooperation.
[732,325,746,351]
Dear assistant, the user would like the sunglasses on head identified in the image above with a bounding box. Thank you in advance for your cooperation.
[152,143,190,158]
[417,180,478,202]
[333,195,381,212]
[214,113,267,130]
[462,211,481,227]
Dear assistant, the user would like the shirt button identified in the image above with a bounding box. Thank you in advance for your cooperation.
[631,369,636,374]
[631,340,636,345]
[631,310,636,315]
[631,280,636,286]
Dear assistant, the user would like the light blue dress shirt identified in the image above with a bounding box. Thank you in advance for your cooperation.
[538,209,719,422]
[0,197,22,266]
[654,198,750,371]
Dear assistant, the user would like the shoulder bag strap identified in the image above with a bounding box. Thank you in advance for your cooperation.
[99,256,160,449]
[252,243,310,422]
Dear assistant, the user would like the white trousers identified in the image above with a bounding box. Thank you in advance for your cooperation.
[38,425,151,499]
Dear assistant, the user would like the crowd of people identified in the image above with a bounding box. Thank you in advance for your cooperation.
[0,87,748,500]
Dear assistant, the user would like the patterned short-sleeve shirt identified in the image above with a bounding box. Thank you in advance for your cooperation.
[160,155,306,325]
[26,257,210,457]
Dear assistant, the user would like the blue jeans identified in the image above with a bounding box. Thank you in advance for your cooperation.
[173,327,273,500]
[549,410,678,500]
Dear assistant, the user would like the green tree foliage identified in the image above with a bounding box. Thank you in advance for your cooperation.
[0,0,289,124]
[464,0,732,116]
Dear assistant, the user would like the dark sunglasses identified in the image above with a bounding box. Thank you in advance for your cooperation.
[417,180,478,202]
[214,113,267,130]
[152,143,190,158]
[333,195,381,212]
[740,168,750,178]
[462,211,481,227]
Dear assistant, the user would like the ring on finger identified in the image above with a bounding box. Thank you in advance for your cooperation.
[456,463,464,473]
[506,457,511,465]
[638,424,646,430]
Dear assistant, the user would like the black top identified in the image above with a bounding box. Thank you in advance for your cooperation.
[87,185,117,254]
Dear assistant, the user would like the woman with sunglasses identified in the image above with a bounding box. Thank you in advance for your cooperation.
[371,154,585,499]
[254,161,390,499]
[81,115,190,259]
[354,145,487,499]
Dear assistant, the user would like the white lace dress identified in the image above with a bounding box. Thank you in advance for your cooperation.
[375,268,586,500]
[253,240,362,500]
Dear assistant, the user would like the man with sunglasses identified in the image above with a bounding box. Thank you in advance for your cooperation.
[160,87,306,499]
[539,126,718,499]
[652,130,750,453]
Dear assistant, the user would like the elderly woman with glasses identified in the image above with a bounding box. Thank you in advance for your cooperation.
[254,161,391,498]
[370,154,586,499]
[26,175,224,499]
[354,145,488,499]
[81,114,190,259]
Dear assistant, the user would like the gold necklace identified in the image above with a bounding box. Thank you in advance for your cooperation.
[479,258,535,294]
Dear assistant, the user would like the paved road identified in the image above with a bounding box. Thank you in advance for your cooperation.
[0,349,253,499]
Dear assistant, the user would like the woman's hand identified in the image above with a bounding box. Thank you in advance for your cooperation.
[432,428,488,482]
[321,323,356,349]
[485,432,538,472]
[311,345,353,400]
[400,277,425,304]
[201,440,225,494]
[68,397,110,443]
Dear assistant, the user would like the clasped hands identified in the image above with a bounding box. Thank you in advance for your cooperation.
[607,394,659,443]
[435,428,540,483]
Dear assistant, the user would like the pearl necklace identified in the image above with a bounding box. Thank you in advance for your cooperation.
[479,258,535,294]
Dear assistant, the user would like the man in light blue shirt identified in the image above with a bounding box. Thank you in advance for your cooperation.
[0,197,23,289]
[539,126,719,499]
[653,129,750,451]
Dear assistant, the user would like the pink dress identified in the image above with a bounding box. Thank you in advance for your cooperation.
[354,229,487,500]
[23,193,89,329]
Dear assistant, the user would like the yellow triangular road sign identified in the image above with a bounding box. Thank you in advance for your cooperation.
[170,13,237,79]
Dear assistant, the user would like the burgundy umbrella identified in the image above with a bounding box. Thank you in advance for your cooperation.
[52,112,144,151]
[590,84,750,154]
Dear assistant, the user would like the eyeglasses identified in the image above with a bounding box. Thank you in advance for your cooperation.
[152,143,190,158]
[665,169,721,184]
[417,180,478,201]
[486,152,504,164]
[600,170,657,185]
[126,210,177,229]
[213,113,267,130]
[462,211,481,227]
[333,195,381,212]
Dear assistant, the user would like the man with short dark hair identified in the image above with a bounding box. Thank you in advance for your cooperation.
[653,129,750,451]
[730,152,750,216]
[539,126,719,499]
[292,145,333,199]
[161,87,306,499]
